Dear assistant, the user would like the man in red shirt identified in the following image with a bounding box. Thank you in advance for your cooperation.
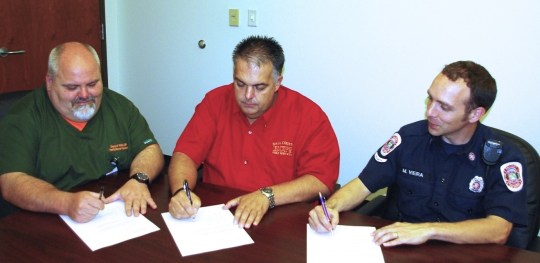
[168,36,340,228]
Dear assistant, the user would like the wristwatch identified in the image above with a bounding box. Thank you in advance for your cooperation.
[260,187,275,209]
[130,172,150,187]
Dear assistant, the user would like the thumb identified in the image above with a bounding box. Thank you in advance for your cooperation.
[103,191,121,204]
[223,198,239,209]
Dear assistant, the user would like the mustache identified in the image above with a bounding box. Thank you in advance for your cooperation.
[73,96,96,104]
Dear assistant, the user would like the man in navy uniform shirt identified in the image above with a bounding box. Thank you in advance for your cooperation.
[308,61,528,248]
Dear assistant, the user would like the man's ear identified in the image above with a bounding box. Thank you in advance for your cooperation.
[45,74,53,91]
[468,107,486,123]
[274,75,283,92]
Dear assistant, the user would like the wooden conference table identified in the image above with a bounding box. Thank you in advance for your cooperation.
[1,171,540,263]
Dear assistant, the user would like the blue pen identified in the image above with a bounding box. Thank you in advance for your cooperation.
[319,192,333,233]
[184,179,193,205]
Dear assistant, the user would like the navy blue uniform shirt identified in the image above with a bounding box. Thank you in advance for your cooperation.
[359,120,527,232]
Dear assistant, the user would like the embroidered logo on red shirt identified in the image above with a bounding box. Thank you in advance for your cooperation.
[272,141,293,156]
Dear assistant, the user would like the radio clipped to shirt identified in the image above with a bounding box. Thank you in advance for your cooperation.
[482,139,503,166]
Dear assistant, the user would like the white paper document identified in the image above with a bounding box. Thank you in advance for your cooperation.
[161,204,254,256]
[307,224,385,263]
[60,201,160,251]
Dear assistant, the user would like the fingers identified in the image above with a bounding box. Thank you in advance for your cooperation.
[69,192,104,223]
[223,198,239,209]
[371,223,411,247]
[229,193,268,229]
[233,204,265,229]
[169,192,200,219]
[106,182,155,217]
[103,191,121,204]
[129,198,145,216]
[372,228,401,247]
[308,206,337,232]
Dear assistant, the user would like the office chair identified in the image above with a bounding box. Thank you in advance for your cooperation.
[0,89,32,217]
[355,128,540,251]
[0,90,31,120]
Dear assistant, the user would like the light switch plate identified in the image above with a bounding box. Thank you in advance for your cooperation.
[229,9,239,27]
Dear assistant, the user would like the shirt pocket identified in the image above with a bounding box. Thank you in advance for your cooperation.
[448,187,486,219]
[396,173,432,214]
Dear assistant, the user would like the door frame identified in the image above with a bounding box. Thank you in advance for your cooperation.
[99,0,108,87]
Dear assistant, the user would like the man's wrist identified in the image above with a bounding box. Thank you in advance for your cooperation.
[260,187,275,209]
[130,172,150,187]
[171,187,186,197]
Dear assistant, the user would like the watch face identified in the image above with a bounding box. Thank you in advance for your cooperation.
[137,173,149,180]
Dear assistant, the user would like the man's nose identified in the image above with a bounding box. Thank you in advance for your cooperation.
[79,86,89,98]
[426,102,436,117]
[245,86,255,100]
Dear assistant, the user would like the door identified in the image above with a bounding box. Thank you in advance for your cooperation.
[0,0,106,94]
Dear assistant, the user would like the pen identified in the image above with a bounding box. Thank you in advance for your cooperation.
[319,192,333,233]
[99,186,104,200]
[184,179,193,205]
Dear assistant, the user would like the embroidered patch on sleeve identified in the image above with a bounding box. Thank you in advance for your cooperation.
[374,152,387,163]
[500,162,523,192]
[380,133,402,157]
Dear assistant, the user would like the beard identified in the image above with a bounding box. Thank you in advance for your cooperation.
[72,101,97,121]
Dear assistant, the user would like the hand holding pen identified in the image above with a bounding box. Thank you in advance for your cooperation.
[318,192,334,233]
[168,179,200,219]
[99,186,105,201]
[184,179,193,205]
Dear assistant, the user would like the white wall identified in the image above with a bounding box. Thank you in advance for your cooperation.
[105,0,540,186]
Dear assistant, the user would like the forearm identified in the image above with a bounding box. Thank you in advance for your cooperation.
[130,144,164,182]
[327,178,371,212]
[269,175,329,206]
[0,172,71,214]
[167,152,199,194]
[427,215,512,245]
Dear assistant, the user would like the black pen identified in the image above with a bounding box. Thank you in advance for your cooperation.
[99,186,104,200]
[183,179,193,205]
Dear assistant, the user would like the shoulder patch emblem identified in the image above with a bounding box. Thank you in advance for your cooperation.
[468,176,484,193]
[500,162,523,192]
[374,152,387,163]
[380,133,402,157]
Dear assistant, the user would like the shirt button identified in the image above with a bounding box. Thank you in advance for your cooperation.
[434,201,439,206]
[248,130,253,135]
[441,178,445,183]
[243,160,248,165]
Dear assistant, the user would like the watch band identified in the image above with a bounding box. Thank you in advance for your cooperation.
[260,187,275,209]
[171,187,185,197]
[130,172,150,187]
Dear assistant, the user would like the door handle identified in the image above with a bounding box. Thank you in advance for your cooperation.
[0,47,26,58]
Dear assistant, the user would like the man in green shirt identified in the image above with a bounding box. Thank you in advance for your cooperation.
[0,42,164,222]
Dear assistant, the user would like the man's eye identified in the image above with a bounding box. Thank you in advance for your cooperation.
[441,105,450,111]
[255,85,266,91]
